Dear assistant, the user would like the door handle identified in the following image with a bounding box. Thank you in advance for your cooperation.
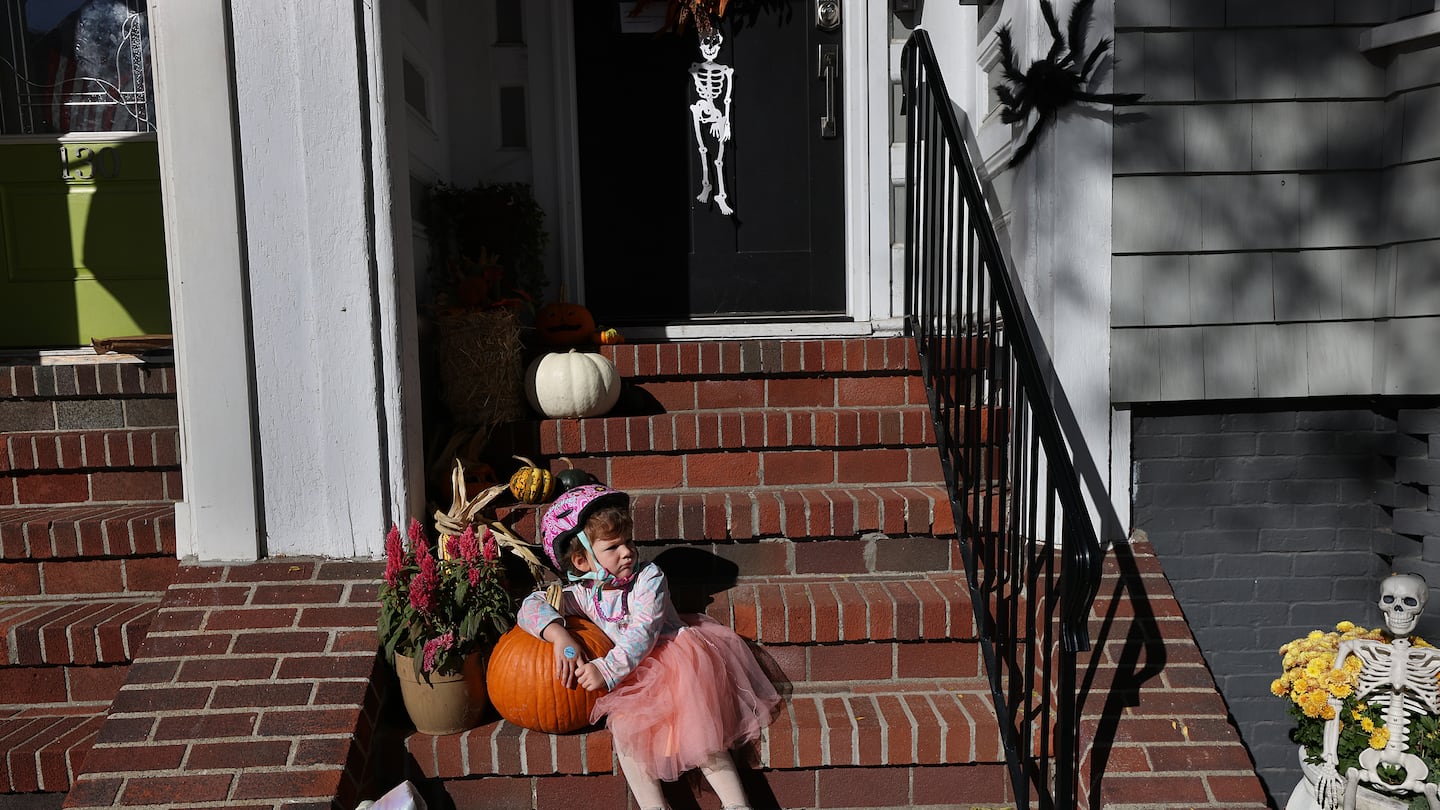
[818,44,838,139]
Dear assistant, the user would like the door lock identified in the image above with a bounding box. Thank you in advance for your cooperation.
[816,0,840,31]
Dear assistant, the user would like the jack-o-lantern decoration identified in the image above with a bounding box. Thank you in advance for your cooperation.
[536,288,596,347]
[487,615,615,733]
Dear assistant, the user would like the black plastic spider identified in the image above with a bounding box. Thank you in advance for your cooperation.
[995,0,1142,167]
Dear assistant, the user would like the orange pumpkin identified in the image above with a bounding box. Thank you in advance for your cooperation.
[592,327,625,345]
[487,616,615,733]
[536,289,596,347]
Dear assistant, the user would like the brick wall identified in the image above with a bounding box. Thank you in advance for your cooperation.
[1130,404,1434,805]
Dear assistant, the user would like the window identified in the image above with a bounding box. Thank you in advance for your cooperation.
[0,0,156,134]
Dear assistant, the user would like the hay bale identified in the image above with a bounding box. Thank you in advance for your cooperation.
[434,308,525,430]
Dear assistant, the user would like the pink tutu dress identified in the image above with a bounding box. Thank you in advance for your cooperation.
[516,562,780,781]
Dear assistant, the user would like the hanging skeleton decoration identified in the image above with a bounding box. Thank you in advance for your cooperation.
[689,29,735,215]
[1316,574,1440,810]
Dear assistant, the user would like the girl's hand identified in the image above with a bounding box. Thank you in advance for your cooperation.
[543,625,585,688]
[576,661,605,692]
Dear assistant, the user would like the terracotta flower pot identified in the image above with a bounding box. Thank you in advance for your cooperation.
[394,651,489,735]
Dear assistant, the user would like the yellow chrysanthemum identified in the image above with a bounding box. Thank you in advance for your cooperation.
[1336,621,1355,633]
[1361,717,1376,733]
[1271,678,1289,697]
[1308,630,1325,641]
[1370,726,1390,750]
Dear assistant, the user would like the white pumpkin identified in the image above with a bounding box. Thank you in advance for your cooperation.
[524,350,621,419]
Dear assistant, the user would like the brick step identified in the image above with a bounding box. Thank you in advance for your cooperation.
[530,447,944,492]
[1,428,180,475]
[0,708,105,793]
[502,405,939,459]
[0,598,158,666]
[404,686,1005,781]
[0,361,175,401]
[624,374,923,415]
[502,485,959,545]
[413,760,1012,810]
[1,470,182,508]
[0,503,176,562]
[2,663,129,707]
[599,337,920,382]
[0,554,178,598]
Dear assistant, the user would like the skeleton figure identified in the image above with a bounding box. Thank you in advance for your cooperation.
[689,31,734,215]
[1316,574,1440,810]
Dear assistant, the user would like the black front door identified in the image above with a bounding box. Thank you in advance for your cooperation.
[573,1,844,325]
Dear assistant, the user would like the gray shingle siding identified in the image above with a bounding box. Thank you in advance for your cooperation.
[1111,2,1440,403]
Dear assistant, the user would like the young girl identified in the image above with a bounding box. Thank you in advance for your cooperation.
[516,484,780,810]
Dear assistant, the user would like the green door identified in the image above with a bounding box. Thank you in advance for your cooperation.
[0,0,167,349]
[0,136,168,347]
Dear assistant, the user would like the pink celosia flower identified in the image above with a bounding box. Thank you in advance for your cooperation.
[481,527,498,563]
[384,523,404,589]
[422,629,456,673]
[451,525,480,563]
[409,545,438,615]
[407,517,428,558]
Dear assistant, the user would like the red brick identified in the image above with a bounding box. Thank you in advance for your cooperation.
[766,378,835,408]
[445,774,541,809]
[297,605,377,629]
[16,474,89,504]
[120,773,234,805]
[213,682,314,709]
[231,630,330,655]
[205,607,298,631]
[912,763,1010,805]
[81,744,187,774]
[1207,773,1269,804]
[123,557,179,592]
[294,736,351,767]
[1148,742,1257,772]
[837,449,909,484]
[64,776,122,808]
[277,653,374,681]
[685,452,759,488]
[7,667,67,704]
[821,697,854,765]
[110,685,212,714]
[233,767,342,799]
[153,711,258,740]
[761,450,833,485]
[694,379,763,409]
[177,657,277,682]
[39,559,121,594]
[250,582,342,602]
[791,698,823,767]
[1099,774,1210,805]
[811,642,893,682]
[817,765,910,807]
[69,664,130,703]
[89,471,165,501]
[610,455,682,489]
[258,708,359,736]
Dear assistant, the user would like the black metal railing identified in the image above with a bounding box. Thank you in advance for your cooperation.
[901,30,1105,809]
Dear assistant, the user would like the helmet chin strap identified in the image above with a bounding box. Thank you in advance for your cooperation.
[567,530,637,589]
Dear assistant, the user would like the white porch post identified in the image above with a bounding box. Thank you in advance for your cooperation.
[147,0,262,561]
[149,0,420,561]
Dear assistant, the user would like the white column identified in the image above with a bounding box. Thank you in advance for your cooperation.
[228,1,413,558]
[147,0,262,562]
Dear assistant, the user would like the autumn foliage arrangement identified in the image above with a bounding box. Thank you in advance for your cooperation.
[378,519,515,682]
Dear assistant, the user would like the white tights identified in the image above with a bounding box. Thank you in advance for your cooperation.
[618,749,751,810]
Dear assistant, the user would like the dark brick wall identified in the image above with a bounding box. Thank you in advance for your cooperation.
[1131,405,1425,806]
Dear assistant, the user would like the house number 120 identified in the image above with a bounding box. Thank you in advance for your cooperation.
[59,146,120,181]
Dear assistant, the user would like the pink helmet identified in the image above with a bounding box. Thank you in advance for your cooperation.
[540,484,630,570]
